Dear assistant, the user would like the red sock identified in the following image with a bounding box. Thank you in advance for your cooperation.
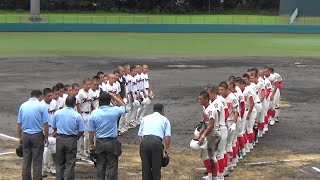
[224,153,228,168]
[243,132,248,144]
[264,115,268,125]
[227,151,233,164]
[239,136,245,149]
[258,122,264,131]
[236,142,239,155]
[218,158,225,173]
[212,162,218,177]
[203,159,212,174]
[272,109,276,118]
[267,109,271,118]
[248,133,254,143]
[232,146,237,159]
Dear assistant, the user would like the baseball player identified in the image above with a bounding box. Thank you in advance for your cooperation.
[76,78,92,157]
[250,72,266,138]
[205,85,227,180]
[41,88,57,176]
[198,91,219,180]
[72,83,80,97]
[269,68,283,122]
[243,73,262,146]
[219,82,238,172]
[264,67,279,126]
[258,70,272,133]
[97,71,105,91]
[237,77,256,152]
[89,77,100,111]
[137,64,152,124]
[128,66,140,128]
[54,84,65,110]
[122,65,132,132]
[62,85,73,99]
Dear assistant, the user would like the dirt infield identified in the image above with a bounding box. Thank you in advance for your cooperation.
[0,56,319,179]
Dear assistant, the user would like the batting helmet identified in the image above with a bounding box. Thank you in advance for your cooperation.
[190,139,207,151]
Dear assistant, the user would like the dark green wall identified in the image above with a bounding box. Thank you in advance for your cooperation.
[0,24,320,33]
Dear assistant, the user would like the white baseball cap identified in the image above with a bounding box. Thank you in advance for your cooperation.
[190,139,207,151]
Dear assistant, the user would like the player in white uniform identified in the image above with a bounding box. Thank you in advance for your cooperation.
[250,72,266,138]
[244,73,262,146]
[56,83,65,109]
[205,85,227,179]
[270,68,283,122]
[264,67,279,126]
[89,77,100,111]
[137,64,152,124]
[128,67,140,128]
[236,78,256,152]
[123,65,132,132]
[219,82,238,172]
[41,88,57,176]
[258,71,272,133]
[197,91,219,180]
[76,78,92,157]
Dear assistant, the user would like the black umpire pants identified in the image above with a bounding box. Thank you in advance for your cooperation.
[55,134,78,180]
[96,138,118,180]
[140,135,164,180]
[22,132,44,180]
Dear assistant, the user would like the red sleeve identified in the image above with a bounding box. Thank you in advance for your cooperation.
[224,108,229,121]
[240,101,245,118]
[278,81,283,89]
[266,89,271,99]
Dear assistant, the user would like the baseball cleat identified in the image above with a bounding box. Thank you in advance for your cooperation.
[269,120,275,126]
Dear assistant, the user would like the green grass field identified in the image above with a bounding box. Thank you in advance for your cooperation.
[0,33,319,57]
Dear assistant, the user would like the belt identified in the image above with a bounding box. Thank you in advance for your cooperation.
[146,88,149,90]
[143,135,162,141]
[58,134,77,138]
[83,111,90,114]
[245,108,249,111]
[257,102,261,104]
[97,137,117,140]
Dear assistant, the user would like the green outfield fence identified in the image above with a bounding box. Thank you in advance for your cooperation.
[1,14,320,25]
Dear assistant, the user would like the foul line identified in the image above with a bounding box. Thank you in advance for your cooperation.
[244,157,319,166]
[0,133,19,141]
[312,167,320,173]
[0,152,14,156]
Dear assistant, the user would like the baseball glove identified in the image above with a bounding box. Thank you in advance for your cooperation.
[148,90,154,100]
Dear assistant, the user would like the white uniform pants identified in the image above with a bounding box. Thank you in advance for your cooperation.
[43,137,56,169]
[255,102,262,123]
[78,113,89,154]
[216,126,228,160]
[244,108,257,134]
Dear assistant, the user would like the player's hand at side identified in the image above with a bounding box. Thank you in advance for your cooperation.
[270,94,274,101]
[246,113,251,120]
[18,138,22,145]
[198,136,205,145]
[44,138,49,147]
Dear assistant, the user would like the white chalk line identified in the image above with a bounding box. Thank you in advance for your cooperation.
[244,157,319,166]
[0,133,19,141]
[312,167,320,173]
[0,152,14,156]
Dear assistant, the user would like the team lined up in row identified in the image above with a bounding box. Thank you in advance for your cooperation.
[40,64,153,175]
[191,67,282,180]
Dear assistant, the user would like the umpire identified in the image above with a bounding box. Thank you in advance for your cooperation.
[88,92,125,180]
[51,96,85,180]
[17,90,50,180]
[138,104,171,180]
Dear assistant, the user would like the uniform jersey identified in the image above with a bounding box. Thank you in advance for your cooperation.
[56,97,65,110]
[225,93,239,123]
[264,78,272,91]
[235,86,245,104]
[143,73,149,89]
[274,73,283,89]
[131,75,138,98]
[49,99,58,115]
[243,86,255,109]
[41,100,56,133]
[115,81,121,95]
[89,88,100,110]
[249,83,261,103]
[255,80,265,101]
[203,104,219,135]
[136,74,142,93]
[265,74,278,91]
[211,98,226,128]
[125,74,131,96]
[76,89,92,112]
[118,76,126,99]
[104,81,117,95]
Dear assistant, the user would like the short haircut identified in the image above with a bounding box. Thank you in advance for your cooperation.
[64,85,70,91]
[228,75,236,82]
[92,76,99,80]
[114,70,119,74]
[242,74,250,79]
[99,92,111,106]
[143,64,149,67]
[31,90,42,97]
[52,86,59,92]
[65,96,76,107]
[251,72,258,78]
[205,84,219,94]
[97,71,104,77]
[56,83,64,90]
[82,78,91,85]
[264,66,269,69]
[228,81,236,88]
[247,68,253,72]
[43,88,52,96]
[199,91,210,100]
[236,78,245,84]
[252,68,258,74]
[269,67,274,73]
[72,83,80,89]
[153,103,164,113]
[219,81,228,90]
[130,67,135,72]
[92,77,100,82]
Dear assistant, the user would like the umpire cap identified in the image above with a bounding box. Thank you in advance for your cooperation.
[16,144,23,157]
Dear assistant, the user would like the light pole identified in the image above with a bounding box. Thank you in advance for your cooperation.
[208,0,211,14]
[30,0,41,22]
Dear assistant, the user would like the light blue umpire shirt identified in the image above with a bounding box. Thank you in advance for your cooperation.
[138,112,171,140]
[51,107,86,136]
[17,98,50,135]
[88,105,125,138]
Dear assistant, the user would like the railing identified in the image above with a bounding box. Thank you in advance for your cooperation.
[0,14,320,25]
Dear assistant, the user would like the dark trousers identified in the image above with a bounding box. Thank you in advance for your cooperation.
[96,138,118,180]
[22,132,44,180]
[140,137,164,180]
[55,135,78,180]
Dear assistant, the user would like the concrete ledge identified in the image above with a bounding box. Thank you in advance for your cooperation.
[0,24,320,33]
